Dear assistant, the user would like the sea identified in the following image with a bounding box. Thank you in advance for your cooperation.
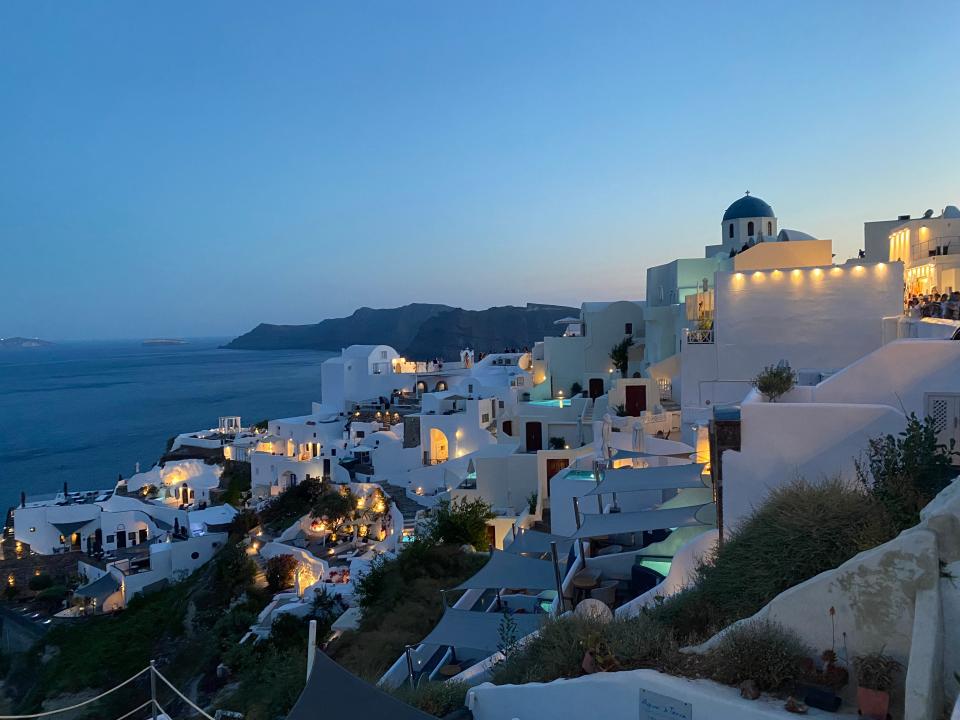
[0,339,333,511]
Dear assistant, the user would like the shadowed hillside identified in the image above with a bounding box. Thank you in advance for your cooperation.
[224,303,577,359]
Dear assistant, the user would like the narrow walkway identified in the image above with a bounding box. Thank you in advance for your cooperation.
[382,483,421,534]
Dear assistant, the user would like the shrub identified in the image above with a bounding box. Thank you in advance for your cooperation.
[220,460,252,506]
[856,413,957,533]
[28,574,53,592]
[650,479,894,639]
[703,620,811,692]
[570,382,583,397]
[548,436,566,450]
[392,681,468,717]
[492,615,676,686]
[526,492,537,515]
[753,363,795,402]
[330,542,485,678]
[265,554,299,592]
[426,497,495,550]
[854,652,902,691]
[609,337,633,378]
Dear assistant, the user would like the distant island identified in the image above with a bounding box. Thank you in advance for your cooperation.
[142,338,188,346]
[0,336,54,349]
[224,302,578,358]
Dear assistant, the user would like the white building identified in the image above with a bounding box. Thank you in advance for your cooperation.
[14,490,188,555]
[125,459,222,508]
[531,301,645,402]
[720,332,960,530]
[679,240,904,422]
[884,205,960,297]
[320,345,417,411]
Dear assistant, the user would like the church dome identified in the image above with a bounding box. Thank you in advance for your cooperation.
[723,194,775,221]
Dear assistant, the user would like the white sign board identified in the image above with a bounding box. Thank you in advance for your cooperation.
[639,688,692,720]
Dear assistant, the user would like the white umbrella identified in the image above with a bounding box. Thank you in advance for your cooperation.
[601,413,613,462]
[631,421,645,468]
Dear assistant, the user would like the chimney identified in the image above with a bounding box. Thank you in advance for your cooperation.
[63,482,68,496]
[20,491,25,508]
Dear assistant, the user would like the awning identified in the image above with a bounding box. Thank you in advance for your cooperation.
[570,503,716,539]
[52,520,92,536]
[421,609,544,654]
[454,550,559,591]
[287,652,433,720]
[73,573,120,604]
[585,463,708,496]
[504,530,574,557]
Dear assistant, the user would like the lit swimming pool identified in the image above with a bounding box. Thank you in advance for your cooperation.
[527,398,571,408]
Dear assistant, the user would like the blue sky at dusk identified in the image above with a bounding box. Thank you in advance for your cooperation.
[2,1,958,340]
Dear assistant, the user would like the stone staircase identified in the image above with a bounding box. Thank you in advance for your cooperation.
[382,482,420,534]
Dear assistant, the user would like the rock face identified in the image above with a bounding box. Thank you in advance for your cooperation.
[224,303,577,358]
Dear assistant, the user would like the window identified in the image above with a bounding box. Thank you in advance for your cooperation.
[191,551,200,560]
[331,448,336,456]
[380,350,387,359]
[767,221,772,235]
[128,532,136,542]
[356,431,365,439]
[625,322,633,335]
[106,535,115,543]
[498,400,505,409]
[482,413,490,424]
[747,221,755,236]
[728,223,734,238]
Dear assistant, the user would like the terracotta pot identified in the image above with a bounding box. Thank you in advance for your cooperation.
[857,686,890,719]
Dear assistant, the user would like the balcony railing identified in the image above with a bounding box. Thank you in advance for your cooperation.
[686,328,715,344]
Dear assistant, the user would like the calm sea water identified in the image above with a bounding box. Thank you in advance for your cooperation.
[0,340,332,510]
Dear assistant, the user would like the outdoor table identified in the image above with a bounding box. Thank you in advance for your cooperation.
[596,544,623,557]
[572,567,601,605]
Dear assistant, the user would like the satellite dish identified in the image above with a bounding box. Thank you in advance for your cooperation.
[924,209,935,219]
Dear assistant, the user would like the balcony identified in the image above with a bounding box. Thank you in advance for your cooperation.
[686,328,714,344]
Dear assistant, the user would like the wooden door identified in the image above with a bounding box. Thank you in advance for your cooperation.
[588,378,604,399]
[525,422,543,452]
[625,385,647,416]
[545,458,570,498]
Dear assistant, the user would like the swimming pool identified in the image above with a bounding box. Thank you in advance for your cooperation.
[527,398,571,408]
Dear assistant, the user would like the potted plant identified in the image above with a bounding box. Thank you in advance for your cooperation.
[854,652,901,719]
[752,362,795,402]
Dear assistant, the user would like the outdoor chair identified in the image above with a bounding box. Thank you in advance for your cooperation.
[590,579,618,608]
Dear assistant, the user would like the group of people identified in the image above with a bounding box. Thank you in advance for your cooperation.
[906,290,960,319]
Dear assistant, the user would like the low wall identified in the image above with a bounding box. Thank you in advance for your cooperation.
[466,668,832,720]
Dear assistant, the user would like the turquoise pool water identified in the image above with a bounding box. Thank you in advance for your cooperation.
[527,398,571,408]
[566,470,597,480]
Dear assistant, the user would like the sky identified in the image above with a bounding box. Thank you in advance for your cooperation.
[1,1,958,341]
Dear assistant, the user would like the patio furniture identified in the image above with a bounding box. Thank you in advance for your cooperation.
[590,579,618,608]
[595,544,623,557]
[572,567,601,605]
[438,664,462,678]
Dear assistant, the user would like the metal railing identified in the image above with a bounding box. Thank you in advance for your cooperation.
[686,328,714,344]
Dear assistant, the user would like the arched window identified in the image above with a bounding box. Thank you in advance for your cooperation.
[747,221,755,236]
[767,221,772,235]
[728,223,734,239]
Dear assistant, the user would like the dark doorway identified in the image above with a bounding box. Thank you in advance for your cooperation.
[485,524,496,549]
[138,528,148,544]
[323,458,331,480]
[94,528,103,552]
[502,420,513,437]
[588,378,604,399]
[525,422,543,452]
[116,530,127,549]
[545,458,570,498]
[625,385,647,416]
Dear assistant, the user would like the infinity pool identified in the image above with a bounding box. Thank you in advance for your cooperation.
[527,398,571,408]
